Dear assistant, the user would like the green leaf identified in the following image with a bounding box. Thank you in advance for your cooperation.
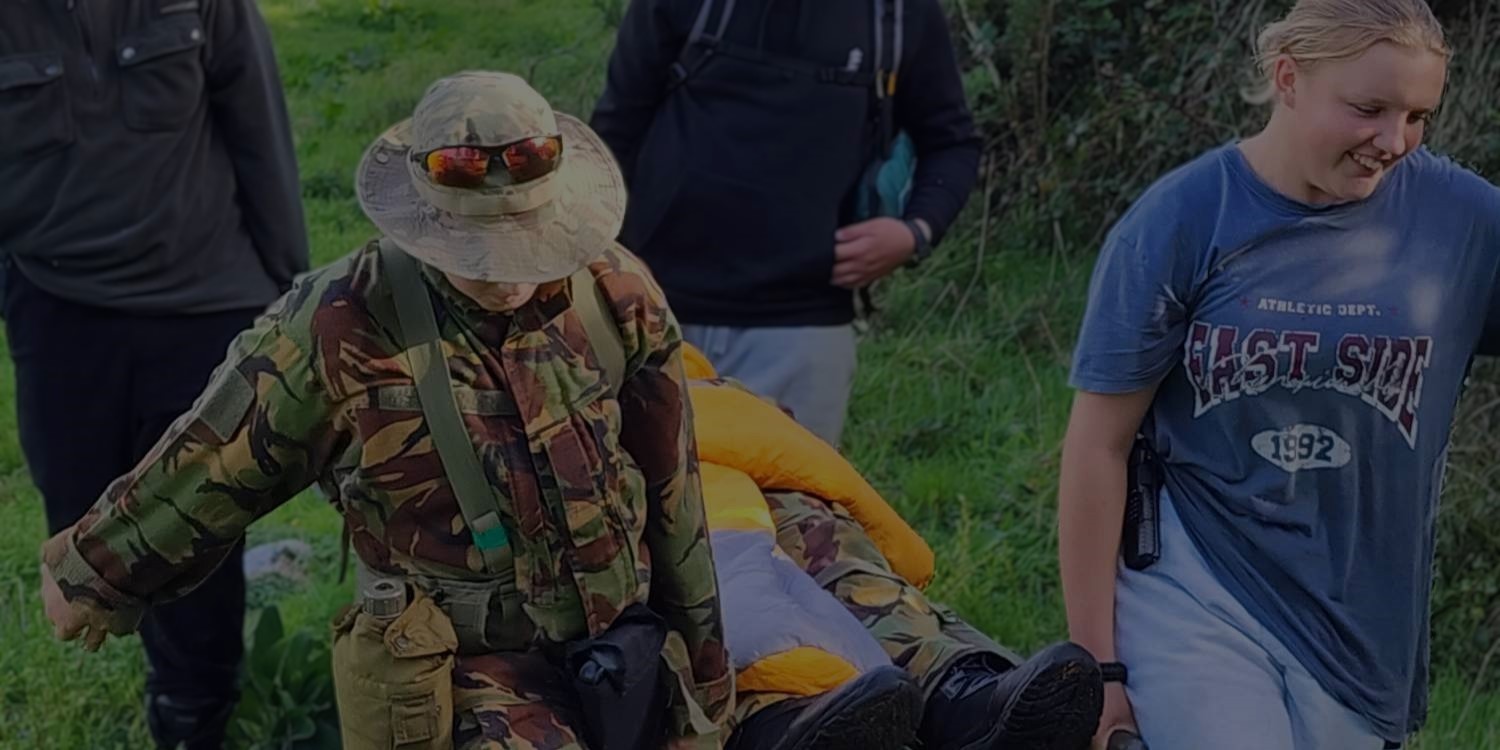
[250,606,286,655]
[290,714,317,741]
[301,721,343,750]
[280,631,316,681]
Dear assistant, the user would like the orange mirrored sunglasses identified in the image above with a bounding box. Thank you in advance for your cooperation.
[416,135,563,189]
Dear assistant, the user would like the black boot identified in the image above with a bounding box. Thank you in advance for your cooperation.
[919,642,1103,750]
[728,664,924,750]
[146,691,237,750]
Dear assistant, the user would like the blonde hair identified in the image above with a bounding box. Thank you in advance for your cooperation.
[1247,0,1450,104]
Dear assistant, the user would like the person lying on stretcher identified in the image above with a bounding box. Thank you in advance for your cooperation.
[685,344,1106,750]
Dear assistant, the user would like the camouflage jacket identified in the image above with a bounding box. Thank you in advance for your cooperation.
[41,240,732,740]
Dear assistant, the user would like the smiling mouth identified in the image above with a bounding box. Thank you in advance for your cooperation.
[1350,152,1385,173]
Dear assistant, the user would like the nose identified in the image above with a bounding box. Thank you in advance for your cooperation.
[1373,118,1409,158]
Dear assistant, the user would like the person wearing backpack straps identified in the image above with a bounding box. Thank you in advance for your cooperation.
[590,0,974,449]
[37,71,735,750]
[591,3,1105,748]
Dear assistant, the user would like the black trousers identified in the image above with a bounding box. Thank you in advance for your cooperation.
[4,266,260,749]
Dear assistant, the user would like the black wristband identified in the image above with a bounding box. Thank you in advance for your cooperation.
[1100,661,1128,684]
[901,218,931,268]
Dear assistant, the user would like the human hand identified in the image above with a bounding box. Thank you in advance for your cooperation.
[831,217,922,289]
[1092,683,1140,750]
[42,564,109,651]
[40,562,113,652]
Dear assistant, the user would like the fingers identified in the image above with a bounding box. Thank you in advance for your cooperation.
[831,261,872,289]
[834,236,875,261]
[834,219,881,243]
[41,564,76,640]
[1092,724,1128,750]
[53,614,87,643]
[1095,723,1145,750]
[1091,726,1112,750]
[1093,682,1139,749]
[40,563,107,648]
[49,604,86,642]
[832,238,878,287]
[83,625,109,652]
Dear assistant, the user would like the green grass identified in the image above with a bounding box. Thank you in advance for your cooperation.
[0,0,1497,747]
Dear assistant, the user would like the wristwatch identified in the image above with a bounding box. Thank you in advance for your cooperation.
[902,218,932,268]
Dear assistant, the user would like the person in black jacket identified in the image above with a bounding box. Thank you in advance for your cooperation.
[592,0,978,448]
[592,3,1107,749]
[0,0,307,746]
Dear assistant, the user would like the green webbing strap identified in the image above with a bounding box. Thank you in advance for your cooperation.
[379,240,511,571]
[568,270,627,397]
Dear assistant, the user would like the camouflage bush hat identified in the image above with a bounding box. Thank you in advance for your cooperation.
[355,71,626,282]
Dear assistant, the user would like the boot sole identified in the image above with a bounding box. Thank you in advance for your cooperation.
[782,667,923,750]
[981,655,1104,750]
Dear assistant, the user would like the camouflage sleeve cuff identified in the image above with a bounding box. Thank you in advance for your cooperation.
[669,671,733,743]
[659,629,733,742]
[41,529,147,634]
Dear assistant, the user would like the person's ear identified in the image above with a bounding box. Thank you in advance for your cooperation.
[1272,55,1300,109]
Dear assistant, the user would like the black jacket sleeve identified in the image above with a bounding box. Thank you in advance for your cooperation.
[204,0,310,291]
[590,0,694,183]
[894,0,981,247]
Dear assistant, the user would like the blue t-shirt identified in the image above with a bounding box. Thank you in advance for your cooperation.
[1070,143,1500,739]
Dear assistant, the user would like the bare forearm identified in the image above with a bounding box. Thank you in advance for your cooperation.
[1058,439,1130,662]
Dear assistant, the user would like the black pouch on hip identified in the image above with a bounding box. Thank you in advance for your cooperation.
[565,602,669,750]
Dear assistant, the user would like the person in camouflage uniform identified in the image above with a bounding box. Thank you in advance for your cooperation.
[676,354,1105,750]
[39,68,1100,750]
[38,71,735,750]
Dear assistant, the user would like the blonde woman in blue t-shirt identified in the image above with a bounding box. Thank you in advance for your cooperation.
[1058,1,1500,749]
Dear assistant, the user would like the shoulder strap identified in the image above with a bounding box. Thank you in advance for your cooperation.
[687,0,717,48]
[378,239,512,573]
[569,268,628,398]
[873,0,885,94]
[872,0,903,153]
[694,0,738,47]
[670,0,738,88]
[892,0,904,89]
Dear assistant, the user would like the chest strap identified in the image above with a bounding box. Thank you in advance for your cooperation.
[378,240,629,574]
[381,239,514,572]
[568,265,627,397]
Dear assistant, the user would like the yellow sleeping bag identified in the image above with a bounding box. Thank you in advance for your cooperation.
[682,343,937,698]
[699,464,862,695]
[683,346,935,588]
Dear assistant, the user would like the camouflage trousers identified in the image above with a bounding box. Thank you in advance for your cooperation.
[452,648,589,750]
[736,491,1021,721]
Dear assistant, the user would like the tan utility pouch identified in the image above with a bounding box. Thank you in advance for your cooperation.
[411,572,534,655]
[332,587,458,749]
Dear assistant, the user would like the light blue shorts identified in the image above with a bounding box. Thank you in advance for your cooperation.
[1114,491,1396,750]
[681,324,857,447]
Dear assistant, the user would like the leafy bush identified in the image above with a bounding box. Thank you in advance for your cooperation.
[229,606,341,750]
